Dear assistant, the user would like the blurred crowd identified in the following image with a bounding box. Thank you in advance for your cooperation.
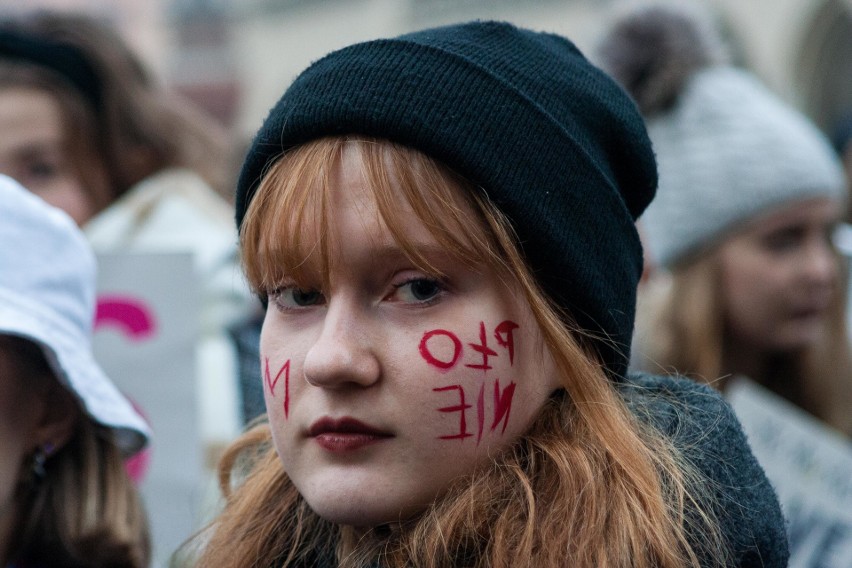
[1,2,850,567]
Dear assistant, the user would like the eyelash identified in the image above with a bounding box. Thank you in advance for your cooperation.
[391,276,446,306]
[267,276,446,312]
[268,286,324,312]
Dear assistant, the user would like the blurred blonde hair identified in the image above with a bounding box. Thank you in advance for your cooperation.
[192,137,726,567]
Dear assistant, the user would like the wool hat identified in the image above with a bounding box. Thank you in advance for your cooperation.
[598,5,847,268]
[0,175,150,456]
[235,21,658,380]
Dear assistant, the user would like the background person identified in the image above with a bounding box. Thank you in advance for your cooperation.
[0,10,254,473]
[0,175,151,568]
[598,4,852,437]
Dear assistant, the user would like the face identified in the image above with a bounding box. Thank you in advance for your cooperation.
[0,342,43,552]
[259,145,560,528]
[0,87,96,225]
[718,197,843,352]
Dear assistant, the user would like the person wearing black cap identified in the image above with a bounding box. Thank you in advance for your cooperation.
[187,21,787,567]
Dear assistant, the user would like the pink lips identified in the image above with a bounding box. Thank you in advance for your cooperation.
[308,417,393,452]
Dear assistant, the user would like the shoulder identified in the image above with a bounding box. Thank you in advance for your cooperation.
[620,373,790,567]
[619,373,761,492]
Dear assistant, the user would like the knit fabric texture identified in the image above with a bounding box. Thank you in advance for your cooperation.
[622,373,788,566]
[644,66,846,267]
[235,21,658,380]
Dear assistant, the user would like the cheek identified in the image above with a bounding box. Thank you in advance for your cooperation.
[721,263,799,349]
[415,318,552,446]
[34,182,95,226]
[724,272,764,312]
[260,354,292,422]
[258,318,305,426]
[0,393,40,499]
[724,258,793,313]
[721,250,778,306]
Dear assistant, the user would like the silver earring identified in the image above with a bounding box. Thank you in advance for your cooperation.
[32,442,55,479]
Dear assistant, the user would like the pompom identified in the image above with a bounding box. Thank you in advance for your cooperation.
[597,4,727,116]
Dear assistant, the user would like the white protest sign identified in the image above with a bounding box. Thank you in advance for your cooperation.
[92,252,204,568]
[727,377,852,568]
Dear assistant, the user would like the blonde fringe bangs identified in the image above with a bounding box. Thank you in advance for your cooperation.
[201,137,726,567]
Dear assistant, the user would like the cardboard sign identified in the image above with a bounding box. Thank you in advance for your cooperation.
[93,253,204,567]
[727,378,852,567]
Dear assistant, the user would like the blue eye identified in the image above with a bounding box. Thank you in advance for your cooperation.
[394,278,443,303]
[292,289,322,306]
[270,287,325,310]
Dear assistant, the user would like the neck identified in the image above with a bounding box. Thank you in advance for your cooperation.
[722,337,804,407]
[721,338,770,384]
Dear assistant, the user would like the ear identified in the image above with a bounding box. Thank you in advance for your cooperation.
[30,382,81,454]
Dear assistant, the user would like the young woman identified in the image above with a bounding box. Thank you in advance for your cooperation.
[0,10,255,465]
[187,21,788,567]
[598,5,852,436]
[0,175,151,567]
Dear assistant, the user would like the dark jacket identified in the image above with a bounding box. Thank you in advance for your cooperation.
[623,373,789,567]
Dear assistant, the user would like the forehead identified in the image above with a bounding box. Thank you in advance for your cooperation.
[737,197,843,239]
[0,87,64,150]
[329,143,433,235]
[331,142,480,266]
[256,139,485,244]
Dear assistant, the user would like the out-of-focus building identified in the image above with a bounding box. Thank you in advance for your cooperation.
[0,0,168,77]
[203,0,852,144]
[4,0,850,154]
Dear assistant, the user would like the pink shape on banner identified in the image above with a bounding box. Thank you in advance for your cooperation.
[94,294,156,484]
[95,295,157,340]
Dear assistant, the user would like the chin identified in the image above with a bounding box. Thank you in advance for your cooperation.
[308,500,399,529]
[306,496,418,528]
[770,325,824,352]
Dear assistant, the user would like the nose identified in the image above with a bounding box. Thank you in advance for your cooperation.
[303,301,380,389]
[801,239,839,289]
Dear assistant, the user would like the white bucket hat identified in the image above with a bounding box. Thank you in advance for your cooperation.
[0,175,150,455]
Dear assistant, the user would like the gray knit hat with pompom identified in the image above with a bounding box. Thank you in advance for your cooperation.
[598,4,847,268]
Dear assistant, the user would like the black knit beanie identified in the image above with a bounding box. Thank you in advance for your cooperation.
[235,21,657,380]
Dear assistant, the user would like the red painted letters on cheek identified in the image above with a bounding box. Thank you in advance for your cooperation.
[466,321,498,370]
[491,379,516,434]
[433,385,473,440]
[494,321,519,365]
[264,357,290,418]
[420,321,519,443]
[419,330,462,370]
